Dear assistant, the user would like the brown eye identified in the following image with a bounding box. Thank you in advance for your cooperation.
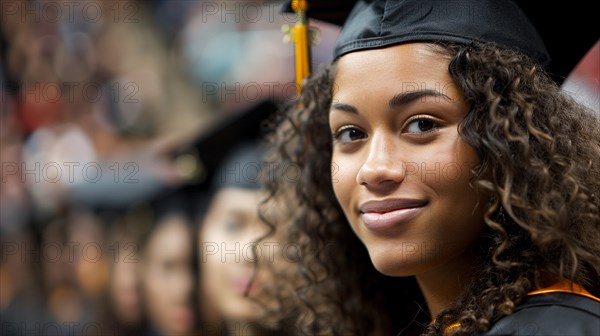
[334,126,367,144]
[224,217,244,233]
[403,118,440,134]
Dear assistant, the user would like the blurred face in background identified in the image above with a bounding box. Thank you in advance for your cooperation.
[109,237,142,327]
[199,188,270,322]
[141,214,195,335]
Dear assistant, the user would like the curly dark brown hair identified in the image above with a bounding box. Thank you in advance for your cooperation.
[259,42,600,335]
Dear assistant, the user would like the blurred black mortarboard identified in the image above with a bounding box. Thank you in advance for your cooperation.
[284,0,598,84]
[173,100,278,217]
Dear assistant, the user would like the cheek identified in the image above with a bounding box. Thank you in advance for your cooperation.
[199,230,224,280]
[412,137,478,191]
[146,267,167,302]
[201,259,226,300]
[331,155,361,212]
[418,140,484,240]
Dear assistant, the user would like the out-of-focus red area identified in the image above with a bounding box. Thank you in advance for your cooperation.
[562,41,600,114]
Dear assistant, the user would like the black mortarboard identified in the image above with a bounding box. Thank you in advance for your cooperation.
[284,0,598,84]
[179,100,277,185]
[174,100,278,216]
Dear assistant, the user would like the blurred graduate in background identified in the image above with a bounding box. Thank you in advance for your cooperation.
[0,1,300,334]
[190,100,296,335]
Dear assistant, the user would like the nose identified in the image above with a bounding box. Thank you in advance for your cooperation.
[356,132,405,190]
[174,267,194,300]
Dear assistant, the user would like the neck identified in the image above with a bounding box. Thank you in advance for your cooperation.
[415,251,476,318]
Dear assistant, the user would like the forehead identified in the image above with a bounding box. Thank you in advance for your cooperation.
[212,188,263,213]
[146,217,191,256]
[333,43,454,97]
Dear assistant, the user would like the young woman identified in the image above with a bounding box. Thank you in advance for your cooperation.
[263,1,600,335]
[138,208,197,336]
[198,144,277,335]
[195,103,295,335]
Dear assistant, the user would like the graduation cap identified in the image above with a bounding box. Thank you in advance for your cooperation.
[173,100,278,217]
[284,0,598,85]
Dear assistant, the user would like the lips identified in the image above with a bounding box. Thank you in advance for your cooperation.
[359,199,428,231]
[232,276,259,296]
[172,306,194,330]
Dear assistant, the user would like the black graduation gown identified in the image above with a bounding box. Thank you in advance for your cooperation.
[481,292,600,336]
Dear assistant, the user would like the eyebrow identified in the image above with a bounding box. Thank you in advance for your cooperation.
[330,102,358,113]
[389,90,452,108]
[330,90,453,114]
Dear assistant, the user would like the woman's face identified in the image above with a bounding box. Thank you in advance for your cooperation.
[199,188,270,322]
[141,214,195,335]
[110,238,142,326]
[330,43,486,277]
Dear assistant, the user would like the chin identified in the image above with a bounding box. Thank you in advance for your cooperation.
[368,248,430,277]
[225,300,264,322]
[371,260,415,277]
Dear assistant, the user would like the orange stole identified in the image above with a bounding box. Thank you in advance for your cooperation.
[443,280,599,334]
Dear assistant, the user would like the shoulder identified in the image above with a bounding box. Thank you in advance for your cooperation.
[482,293,600,336]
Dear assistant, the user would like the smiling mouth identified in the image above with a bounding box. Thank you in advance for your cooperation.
[359,199,428,231]
[232,277,260,296]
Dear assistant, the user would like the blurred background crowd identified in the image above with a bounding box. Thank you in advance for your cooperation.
[1,1,339,334]
[0,1,597,335]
